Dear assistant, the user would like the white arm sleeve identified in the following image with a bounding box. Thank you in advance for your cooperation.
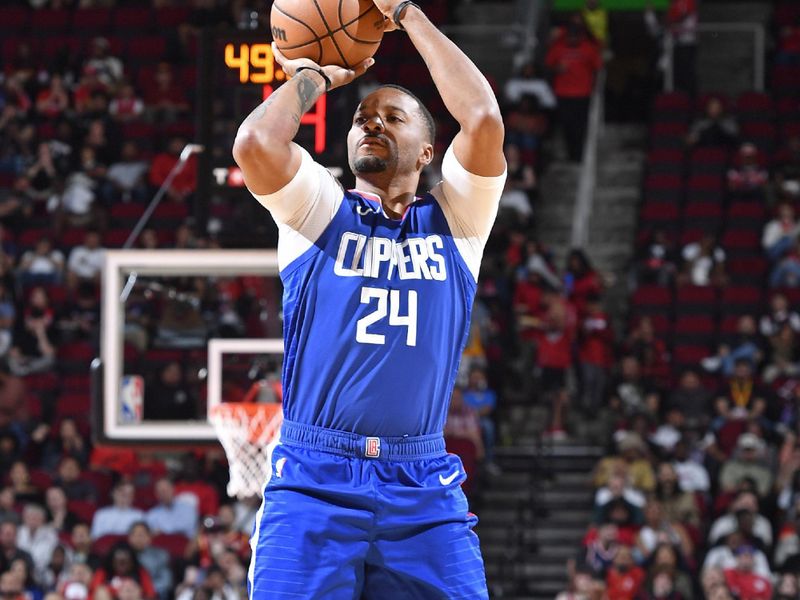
[249,146,344,271]
[431,144,507,282]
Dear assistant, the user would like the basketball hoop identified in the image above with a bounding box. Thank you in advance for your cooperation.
[209,402,283,499]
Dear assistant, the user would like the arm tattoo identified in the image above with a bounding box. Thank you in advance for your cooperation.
[240,72,323,134]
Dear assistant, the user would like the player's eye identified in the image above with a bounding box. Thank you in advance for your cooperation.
[386,115,402,123]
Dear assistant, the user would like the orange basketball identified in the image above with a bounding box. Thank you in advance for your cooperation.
[270,0,387,68]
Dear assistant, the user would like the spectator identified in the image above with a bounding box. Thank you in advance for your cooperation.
[605,544,645,600]
[671,438,711,494]
[173,454,220,519]
[712,360,770,430]
[25,142,60,202]
[704,530,771,580]
[708,492,773,549]
[687,97,738,148]
[497,143,535,225]
[462,367,499,474]
[609,355,657,418]
[770,236,800,288]
[90,482,145,540]
[175,564,238,600]
[624,318,670,384]
[635,500,693,565]
[760,292,800,338]
[647,543,694,600]
[503,62,557,109]
[57,280,100,343]
[582,0,609,47]
[0,520,34,578]
[144,362,197,421]
[653,462,700,529]
[84,37,124,89]
[593,432,656,494]
[762,202,800,263]
[723,544,772,600]
[727,143,768,199]
[645,0,698,95]
[8,462,42,506]
[703,315,763,377]
[66,230,104,290]
[145,477,197,539]
[143,63,190,123]
[581,522,620,577]
[545,17,602,161]
[8,287,56,377]
[634,229,678,287]
[148,137,196,204]
[66,522,101,570]
[17,239,64,286]
[667,370,711,432]
[679,233,727,287]
[718,433,773,499]
[555,562,596,600]
[774,511,800,570]
[109,84,145,123]
[53,457,95,503]
[16,504,58,585]
[564,249,602,313]
[594,472,646,511]
[89,542,157,600]
[103,141,149,204]
[8,557,42,600]
[774,134,800,200]
[578,294,614,414]
[57,562,94,600]
[35,76,69,121]
[444,387,485,461]
[44,487,78,535]
[127,522,171,600]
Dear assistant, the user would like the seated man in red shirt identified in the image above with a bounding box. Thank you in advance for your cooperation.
[724,544,772,600]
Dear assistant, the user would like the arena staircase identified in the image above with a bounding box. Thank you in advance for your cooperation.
[536,124,644,298]
[476,415,604,600]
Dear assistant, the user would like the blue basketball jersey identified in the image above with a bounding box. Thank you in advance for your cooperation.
[251,145,506,438]
[280,190,474,436]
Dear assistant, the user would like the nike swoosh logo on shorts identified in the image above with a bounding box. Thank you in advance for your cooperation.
[439,470,460,485]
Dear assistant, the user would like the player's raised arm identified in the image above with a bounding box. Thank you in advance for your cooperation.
[232,49,374,196]
[372,1,505,177]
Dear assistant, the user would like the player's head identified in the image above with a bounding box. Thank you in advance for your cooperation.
[347,86,434,179]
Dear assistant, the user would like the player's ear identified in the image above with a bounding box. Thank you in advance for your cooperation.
[417,143,433,169]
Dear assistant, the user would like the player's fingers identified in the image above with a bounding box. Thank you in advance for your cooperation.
[350,57,375,79]
[271,43,288,68]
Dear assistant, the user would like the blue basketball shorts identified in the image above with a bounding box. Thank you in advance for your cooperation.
[247,420,488,599]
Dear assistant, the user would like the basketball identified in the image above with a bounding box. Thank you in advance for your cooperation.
[270,0,387,68]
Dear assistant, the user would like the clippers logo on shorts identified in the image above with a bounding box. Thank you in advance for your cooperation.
[365,437,381,458]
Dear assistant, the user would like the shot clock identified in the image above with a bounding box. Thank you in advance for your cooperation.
[196,30,354,246]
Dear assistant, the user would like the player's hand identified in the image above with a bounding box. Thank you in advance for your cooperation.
[272,43,374,91]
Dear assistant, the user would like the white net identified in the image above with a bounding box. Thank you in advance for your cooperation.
[209,403,283,499]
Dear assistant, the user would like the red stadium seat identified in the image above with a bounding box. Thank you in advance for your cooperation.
[672,315,716,344]
[727,201,767,224]
[727,257,768,284]
[31,8,70,31]
[112,7,154,30]
[152,533,190,560]
[92,534,127,555]
[71,8,111,31]
[0,7,30,31]
[29,469,53,490]
[675,285,717,313]
[126,37,167,63]
[155,6,191,27]
[56,393,91,418]
[68,499,97,523]
[741,122,777,154]
[640,202,680,233]
[672,344,712,369]
[683,202,722,230]
[654,92,691,116]
[632,285,672,313]
[646,149,684,176]
[719,286,763,315]
[736,91,773,118]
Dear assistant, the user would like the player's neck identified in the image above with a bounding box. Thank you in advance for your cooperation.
[354,175,420,220]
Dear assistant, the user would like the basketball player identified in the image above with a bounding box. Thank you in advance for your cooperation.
[233,0,505,597]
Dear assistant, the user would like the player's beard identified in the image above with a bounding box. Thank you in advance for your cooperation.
[353,155,388,173]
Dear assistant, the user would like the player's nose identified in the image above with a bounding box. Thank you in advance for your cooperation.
[361,116,384,133]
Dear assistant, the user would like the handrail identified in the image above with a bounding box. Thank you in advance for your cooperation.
[664,22,765,92]
[570,68,606,250]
